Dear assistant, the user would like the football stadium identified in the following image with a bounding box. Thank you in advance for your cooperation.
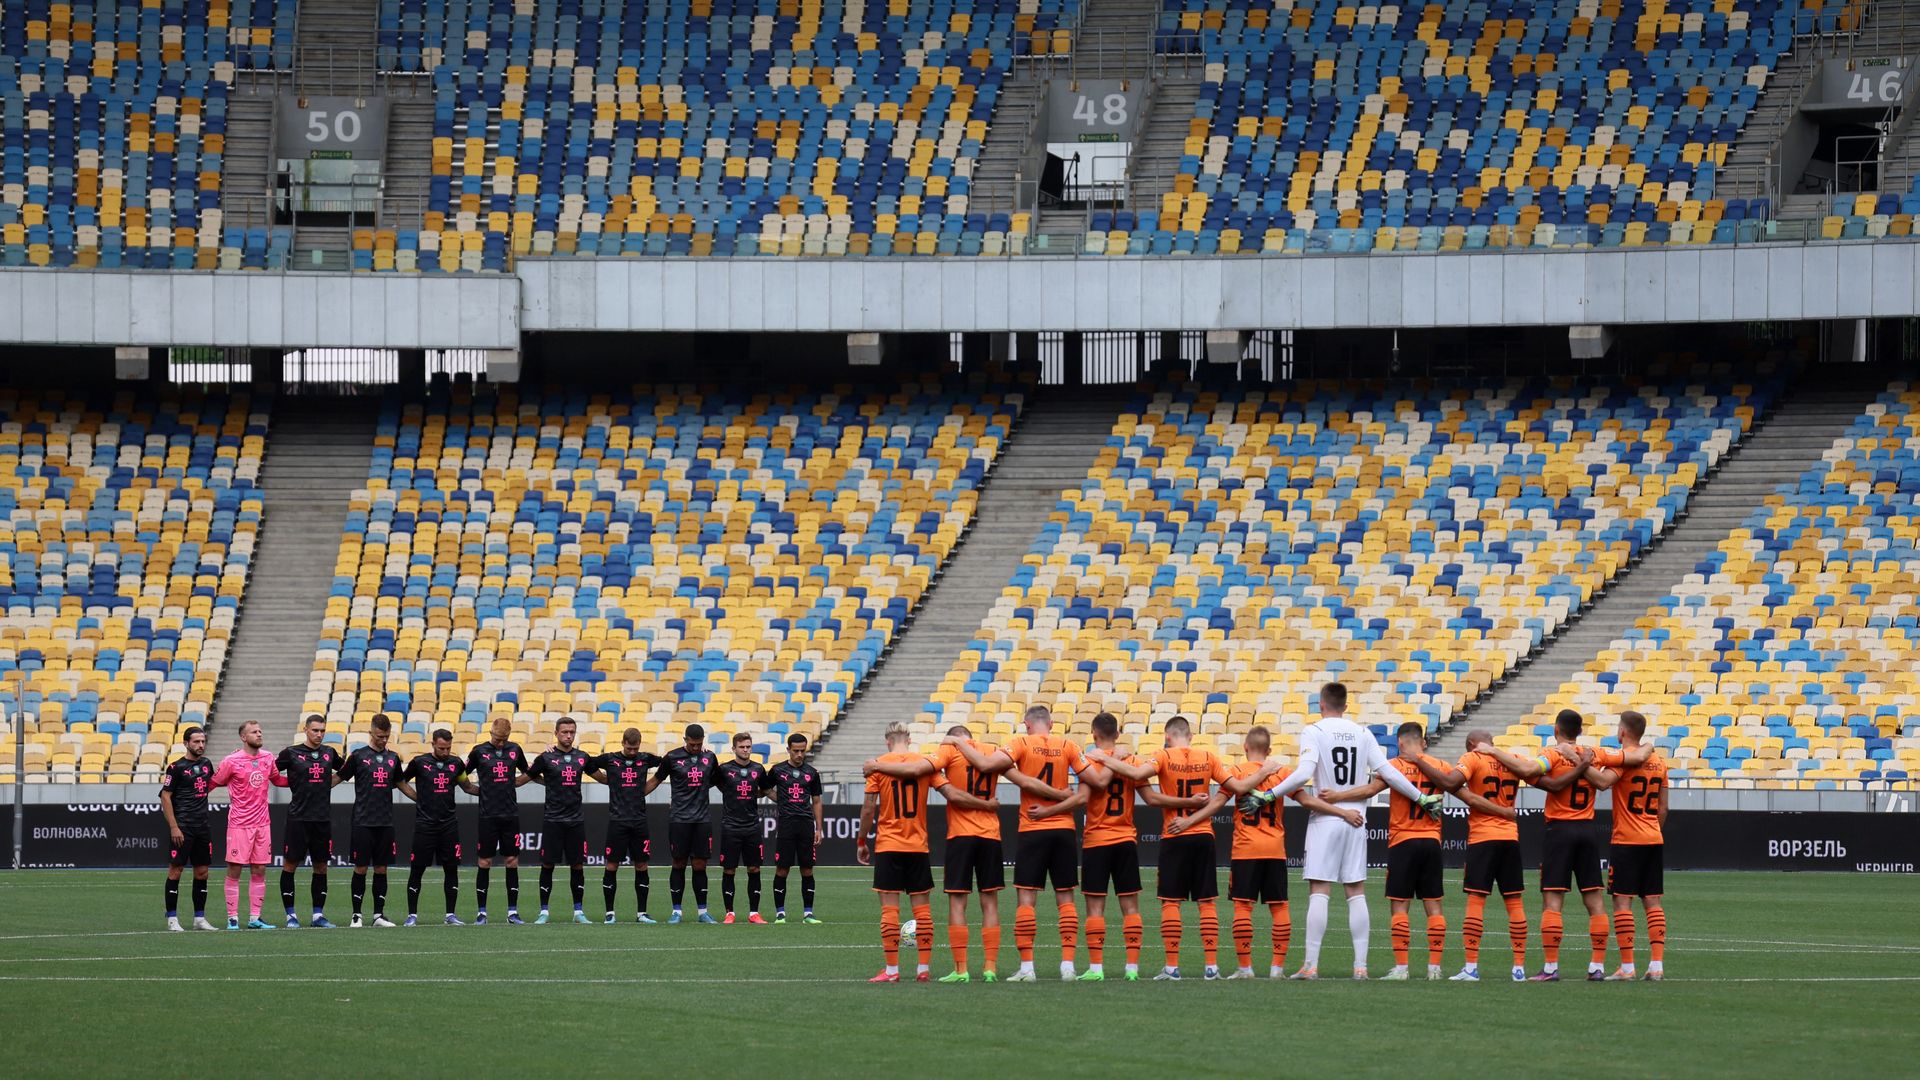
[1,0,1917,1075]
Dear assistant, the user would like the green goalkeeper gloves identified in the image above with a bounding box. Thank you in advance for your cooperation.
[1415,793,1445,821]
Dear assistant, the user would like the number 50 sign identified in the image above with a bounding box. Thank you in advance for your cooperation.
[276,96,389,156]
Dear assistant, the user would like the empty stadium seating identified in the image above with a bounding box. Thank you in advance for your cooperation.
[0,389,267,784]
[0,1,295,269]
[915,373,1777,766]
[303,380,1021,764]
[1508,382,1920,789]
[369,0,1077,270]
[1094,0,1822,255]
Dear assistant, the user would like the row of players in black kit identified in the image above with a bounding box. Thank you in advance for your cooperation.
[172,713,827,927]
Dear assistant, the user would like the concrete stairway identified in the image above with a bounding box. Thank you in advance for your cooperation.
[206,397,375,757]
[1069,0,1160,80]
[1429,374,1881,756]
[1718,47,1822,200]
[1125,75,1201,214]
[812,393,1123,779]
[381,97,437,231]
[220,76,277,224]
[972,69,1047,209]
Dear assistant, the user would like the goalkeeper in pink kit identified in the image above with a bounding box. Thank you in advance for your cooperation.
[213,720,288,929]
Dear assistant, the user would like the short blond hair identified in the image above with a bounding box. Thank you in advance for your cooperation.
[885,721,911,741]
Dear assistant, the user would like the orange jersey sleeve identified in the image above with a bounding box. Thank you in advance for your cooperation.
[871,752,935,853]
[1154,747,1223,838]
[1007,734,1081,832]
[1081,753,1141,848]
[1605,750,1667,846]
[935,743,1001,841]
[1228,762,1289,860]
[1386,755,1444,845]
[1535,747,1599,821]
[1457,752,1520,844]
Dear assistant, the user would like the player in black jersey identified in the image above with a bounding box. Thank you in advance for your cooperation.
[716,732,770,924]
[402,729,469,926]
[466,716,533,924]
[658,723,724,923]
[339,715,412,927]
[529,717,594,924]
[275,714,344,928]
[589,727,664,923]
[161,726,217,931]
[761,732,825,923]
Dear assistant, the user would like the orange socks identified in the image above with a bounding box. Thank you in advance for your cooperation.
[1613,910,1636,967]
[1199,906,1219,968]
[1504,894,1528,967]
[1542,909,1563,965]
[881,904,901,967]
[1648,906,1666,963]
[1057,900,1079,964]
[948,921,970,974]
[1391,912,1411,966]
[1086,914,1106,966]
[1123,912,1144,967]
[1269,902,1291,969]
[913,903,933,969]
[1160,900,1183,966]
[1233,900,1256,968]
[982,924,1002,974]
[1426,912,1447,967]
[1015,904,1037,963]
[1589,912,1609,966]
[1463,894,1486,964]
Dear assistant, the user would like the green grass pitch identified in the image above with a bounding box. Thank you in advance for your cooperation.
[0,868,1914,1078]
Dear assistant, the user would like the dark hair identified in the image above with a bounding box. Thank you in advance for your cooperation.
[304,713,325,727]
[1554,709,1583,740]
[685,723,705,740]
[733,731,752,745]
[1092,712,1119,738]
[623,727,643,744]
[182,726,204,741]
[1321,682,1348,710]
[370,714,392,734]
[1396,721,1426,743]
[1245,725,1271,753]
[556,716,576,730]
[1164,715,1191,738]
[945,724,972,739]
[432,728,452,742]
[1620,710,1647,739]
[787,733,808,747]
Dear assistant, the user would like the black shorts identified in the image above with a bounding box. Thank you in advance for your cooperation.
[410,822,461,868]
[871,850,934,894]
[1384,838,1445,901]
[541,821,587,866]
[603,819,651,865]
[1012,829,1079,890]
[476,816,521,859]
[351,825,396,868]
[669,820,714,861]
[1229,858,1288,903]
[1158,836,1218,901]
[774,820,817,870]
[720,825,764,870]
[1081,841,1142,897]
[169,828,213,868]
[282,819,332,868]
[944,835,1006,894]
[1608,844,1665,897]
[1541,819,1605,892]
[1464,839,1525,896]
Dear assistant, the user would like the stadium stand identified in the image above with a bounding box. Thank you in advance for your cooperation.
[0,0,295,269]
[1095,0,1834,255]
[367,0,1079,270]
[913,372,1778,767]
[1507,381,1920,790]
[0,389,267,785]
[301,379,1021,764]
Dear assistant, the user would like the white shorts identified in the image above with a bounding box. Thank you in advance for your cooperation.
[1301,815,1369,884]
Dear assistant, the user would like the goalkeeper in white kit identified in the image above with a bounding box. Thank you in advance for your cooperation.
[1242,683,1444,979]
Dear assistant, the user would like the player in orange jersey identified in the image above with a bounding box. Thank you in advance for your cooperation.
[1029,711,1149,981]
[949,705,1086,981]
[1320,721,1462,980]
[1472,709,1610,981]
[1166,725,1359,979]
[860,721,991,983]
[1447,730,1529,982]
[1091,715,1228,980]
[1585,710,1668,982]
[866,723,1007,983]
